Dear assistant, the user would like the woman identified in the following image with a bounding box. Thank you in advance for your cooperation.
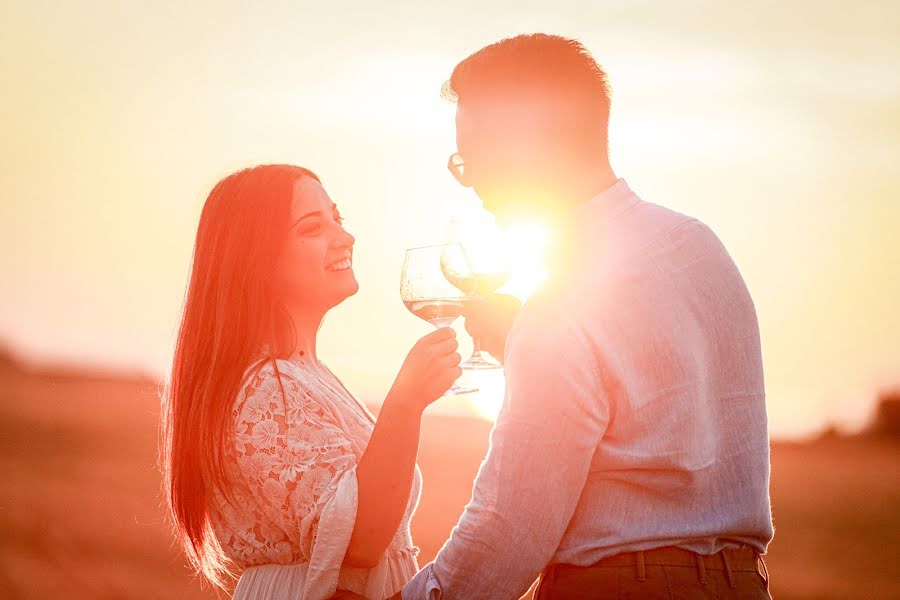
[160,164,461,599]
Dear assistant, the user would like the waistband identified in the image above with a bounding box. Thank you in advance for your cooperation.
[587,546,759,570]
[545,546,768,588]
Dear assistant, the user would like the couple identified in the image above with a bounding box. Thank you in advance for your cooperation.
[161,34,774,599]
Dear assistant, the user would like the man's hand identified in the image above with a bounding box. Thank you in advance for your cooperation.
[462,293,522,364]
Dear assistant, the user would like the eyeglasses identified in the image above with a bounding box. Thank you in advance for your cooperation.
[447,152,472,188]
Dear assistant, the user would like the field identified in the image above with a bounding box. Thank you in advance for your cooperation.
[0,356,897,599]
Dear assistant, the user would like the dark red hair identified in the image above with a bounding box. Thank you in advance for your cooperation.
[160,164,319,589]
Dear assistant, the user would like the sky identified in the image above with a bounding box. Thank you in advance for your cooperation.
[1,1,898,438]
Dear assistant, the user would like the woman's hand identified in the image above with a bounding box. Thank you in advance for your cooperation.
[388,327,462,413]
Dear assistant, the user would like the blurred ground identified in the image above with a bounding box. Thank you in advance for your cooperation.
[0,356,897,599]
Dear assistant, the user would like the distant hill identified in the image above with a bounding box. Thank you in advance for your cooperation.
[866,387,900,438]
[0,343,158,387]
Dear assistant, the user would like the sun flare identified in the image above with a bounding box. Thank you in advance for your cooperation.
[465,221,550,421]
[465,368,507,421]
[498,221,549,302]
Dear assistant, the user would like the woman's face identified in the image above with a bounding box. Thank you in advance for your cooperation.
[272,177,358,314]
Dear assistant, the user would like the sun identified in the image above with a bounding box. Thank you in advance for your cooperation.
[498,221,550,302]
[465,221,550,421]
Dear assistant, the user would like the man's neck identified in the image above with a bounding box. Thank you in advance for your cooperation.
[540,165,619,288]
[543,163,619,240]
[569,164,618,208]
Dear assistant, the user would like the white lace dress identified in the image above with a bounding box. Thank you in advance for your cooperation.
[210,356,422,600]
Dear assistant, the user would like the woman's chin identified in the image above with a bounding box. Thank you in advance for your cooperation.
[336,276,360,300]
[346,279,360,297]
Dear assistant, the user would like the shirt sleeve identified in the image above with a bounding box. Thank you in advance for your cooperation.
[403,303,610,600]
[231,360,359,597]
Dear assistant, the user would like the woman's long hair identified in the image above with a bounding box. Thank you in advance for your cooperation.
[160,164,320,590]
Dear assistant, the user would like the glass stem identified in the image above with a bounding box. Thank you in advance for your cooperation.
[471,337,484,359]
[469,293,485,359]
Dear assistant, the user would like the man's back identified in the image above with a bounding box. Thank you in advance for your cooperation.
[401,180,774,600]
[547,181,774,562]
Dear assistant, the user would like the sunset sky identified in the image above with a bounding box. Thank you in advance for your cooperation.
[2,1,898,438]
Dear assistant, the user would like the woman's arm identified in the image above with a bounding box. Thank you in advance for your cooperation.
[343,327,461,568]
[343,397,422,568]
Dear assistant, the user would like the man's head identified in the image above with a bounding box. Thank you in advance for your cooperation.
[445,34,612,224]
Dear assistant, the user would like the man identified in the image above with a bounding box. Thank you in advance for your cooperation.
[399,33,774,599]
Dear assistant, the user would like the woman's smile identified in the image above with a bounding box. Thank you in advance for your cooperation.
[326,253,353,273]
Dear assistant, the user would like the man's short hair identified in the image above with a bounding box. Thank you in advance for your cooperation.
[443,33,611,146]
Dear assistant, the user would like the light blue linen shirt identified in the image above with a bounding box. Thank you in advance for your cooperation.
[403,179,774,600]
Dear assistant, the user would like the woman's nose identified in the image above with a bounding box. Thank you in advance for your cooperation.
[336,226,355,249]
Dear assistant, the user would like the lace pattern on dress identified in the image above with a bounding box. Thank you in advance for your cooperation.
[212,355,422,600]
[219,358,358,564]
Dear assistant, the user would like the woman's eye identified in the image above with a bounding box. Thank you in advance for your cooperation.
[298,224,322,235]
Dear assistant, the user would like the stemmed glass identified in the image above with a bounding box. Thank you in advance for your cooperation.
[400,244,478,395]
[440,219,511,369]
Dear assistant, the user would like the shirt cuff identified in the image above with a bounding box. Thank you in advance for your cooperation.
[401,562,442,600]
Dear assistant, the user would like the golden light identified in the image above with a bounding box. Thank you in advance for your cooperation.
[464,220,550,421]
[498,221,550,302]
[465,368,507,421]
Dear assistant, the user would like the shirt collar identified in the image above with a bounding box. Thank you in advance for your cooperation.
[540,178,638,286]
[575,178,639,226]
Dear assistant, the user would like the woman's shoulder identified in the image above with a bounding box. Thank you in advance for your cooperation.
[239,356,286,383]
[234,357,304,416]
[234,357,347,422]
[242,355,316,387]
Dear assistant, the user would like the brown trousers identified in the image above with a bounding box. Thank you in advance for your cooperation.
[534,546,771,600]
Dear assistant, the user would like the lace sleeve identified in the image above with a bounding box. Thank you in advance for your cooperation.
[231,360,357,561]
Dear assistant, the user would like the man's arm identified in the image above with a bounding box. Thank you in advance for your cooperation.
[402,307,610,599]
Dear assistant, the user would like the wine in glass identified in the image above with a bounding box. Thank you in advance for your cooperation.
[400,244,478,396]
[440,220,512,369]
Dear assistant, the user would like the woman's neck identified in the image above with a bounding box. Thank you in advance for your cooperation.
[283,304,324,365]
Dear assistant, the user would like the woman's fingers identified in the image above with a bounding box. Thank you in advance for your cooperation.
[422,327,455,343]
[434,366,463,397]
[429,335,459,357]
[409,328,465,398]
[439,352,462,368]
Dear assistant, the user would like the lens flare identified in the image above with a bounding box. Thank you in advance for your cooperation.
[498,221,549,302]
[466,220,550,421]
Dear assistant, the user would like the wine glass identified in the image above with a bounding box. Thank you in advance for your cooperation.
[400,244,478,396]
[440,219,511,369]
